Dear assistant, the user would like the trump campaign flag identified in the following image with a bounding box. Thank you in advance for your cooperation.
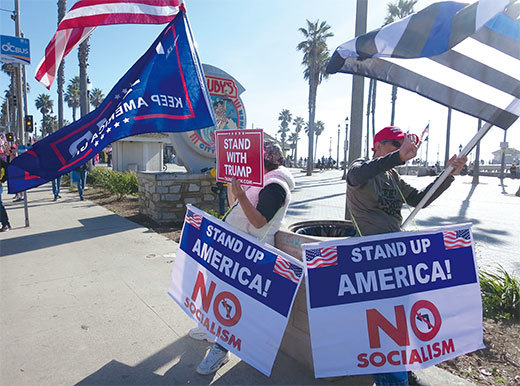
[302,224,483,378]
[168,205,304,376]
[35,0,182,89]
[8,10,216,194]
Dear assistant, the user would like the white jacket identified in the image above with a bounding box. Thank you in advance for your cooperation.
[225,166,295,245]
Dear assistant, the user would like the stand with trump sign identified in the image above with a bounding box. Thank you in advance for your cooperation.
[168,204,304,376]
[302,223,483,378]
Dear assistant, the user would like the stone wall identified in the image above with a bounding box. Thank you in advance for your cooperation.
[137,171,219,224]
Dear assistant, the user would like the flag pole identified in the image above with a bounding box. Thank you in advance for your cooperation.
[402,99,519,229]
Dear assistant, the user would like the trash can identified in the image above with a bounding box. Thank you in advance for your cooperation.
[274,220,356,371]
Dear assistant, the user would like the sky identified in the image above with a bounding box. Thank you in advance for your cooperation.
[0,0,518,164]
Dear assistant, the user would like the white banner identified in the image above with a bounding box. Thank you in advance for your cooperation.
[168,205,304,376]
[303,223,483,378]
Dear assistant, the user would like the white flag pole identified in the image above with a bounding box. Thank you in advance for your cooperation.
[401,99,520,229]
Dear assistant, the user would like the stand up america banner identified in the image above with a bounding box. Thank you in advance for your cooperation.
[302,223,483,378]
[8,10,216,193]
[168,205,304,376]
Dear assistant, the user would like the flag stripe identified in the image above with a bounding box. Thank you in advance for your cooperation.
[344,56,518,128]
[431,51,520,99]
[474,24,520,60]
[452,38,520,80]
[60,14,177,29]
[307,258,337,269]
[393,3,441,58]
[383,56,513,110]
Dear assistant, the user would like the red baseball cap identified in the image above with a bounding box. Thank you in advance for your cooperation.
[372,126,405,150]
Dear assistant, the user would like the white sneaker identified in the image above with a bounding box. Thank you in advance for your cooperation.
[189,327,215,343]
[196,344,230,375]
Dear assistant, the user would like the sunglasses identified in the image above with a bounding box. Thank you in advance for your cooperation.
[382,140,402,148]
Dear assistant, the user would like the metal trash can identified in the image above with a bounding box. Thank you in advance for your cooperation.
[274,220,356,371]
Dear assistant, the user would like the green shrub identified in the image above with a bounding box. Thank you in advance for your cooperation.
[87,167,138,200]
[479,266,520,320]
[61,173,70,185]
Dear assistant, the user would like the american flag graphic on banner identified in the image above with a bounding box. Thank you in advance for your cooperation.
[35,0,182,89]
[185,209,202,229]
[443,229,472,249]
[306,246,338,269]
[273,256,302,284]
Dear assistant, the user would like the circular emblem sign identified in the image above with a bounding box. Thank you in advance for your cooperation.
[186,73,246,157]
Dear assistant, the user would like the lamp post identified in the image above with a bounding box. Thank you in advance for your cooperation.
[342,117,349,180]
[337,125,340,169]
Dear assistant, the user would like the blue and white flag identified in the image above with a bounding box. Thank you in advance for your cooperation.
[8,10,216,194]
[327,0,520,129]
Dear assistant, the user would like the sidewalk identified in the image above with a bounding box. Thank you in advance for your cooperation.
[1,183,474,385]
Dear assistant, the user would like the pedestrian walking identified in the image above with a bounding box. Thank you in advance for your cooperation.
[74,163,89,201]
[0,156,12,232]
[52,175,62,201]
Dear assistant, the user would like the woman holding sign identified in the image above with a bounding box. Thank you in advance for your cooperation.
[190,141,295,375]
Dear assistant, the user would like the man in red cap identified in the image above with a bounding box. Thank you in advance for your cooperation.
[346,126,467,386]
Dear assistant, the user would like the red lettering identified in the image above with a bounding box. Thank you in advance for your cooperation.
[408,349,422,364]
[442,339,455,355]
[228,335,242,351]
[191,271,216,313]
[432,342,441,357]
[370,352,386,367]
[388,351,401,365]
[357,353,369,368]
[367,305,409,348]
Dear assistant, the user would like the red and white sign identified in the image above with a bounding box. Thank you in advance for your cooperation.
[215,129,264,187]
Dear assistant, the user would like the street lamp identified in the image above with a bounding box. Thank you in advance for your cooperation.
[337,124,340,169]
[342,117,349,180]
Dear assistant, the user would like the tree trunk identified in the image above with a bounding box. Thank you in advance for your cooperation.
[306,51,317,176]
[79,37,90,118]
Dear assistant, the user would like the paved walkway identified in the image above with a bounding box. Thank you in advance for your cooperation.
[0,181,480,385]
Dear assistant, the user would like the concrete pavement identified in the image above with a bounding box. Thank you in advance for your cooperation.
[1,180,479,385]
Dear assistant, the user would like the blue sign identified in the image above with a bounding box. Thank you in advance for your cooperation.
[0,35,30,65]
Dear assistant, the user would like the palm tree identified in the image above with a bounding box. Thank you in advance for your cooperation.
[78,37,90,117]
[42,114,58,136]
[297,19,333,176]
[292,116,305,164]
[314,120,325,161]
[57,0,67,130]
[277,109,292,154]
[65,76,80,121]
[35,93,54,135]
[385,0,418,124]
[288,131,299,161]
[89,87,105,109]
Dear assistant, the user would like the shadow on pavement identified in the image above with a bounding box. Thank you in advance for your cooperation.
[76,335,373,385]
[1,214,147,257]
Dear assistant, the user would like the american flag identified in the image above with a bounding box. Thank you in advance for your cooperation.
[273,256,302,284]
[306,246,338,269]
[443,229,472,249]
[420,123,429,142]
[185,209,202,229]
[35,0,182,89]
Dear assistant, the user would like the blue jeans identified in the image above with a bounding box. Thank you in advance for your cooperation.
[373,371,408,386]
[77,170,87,198]
[0,186,9,226]
[52,175,62,197]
